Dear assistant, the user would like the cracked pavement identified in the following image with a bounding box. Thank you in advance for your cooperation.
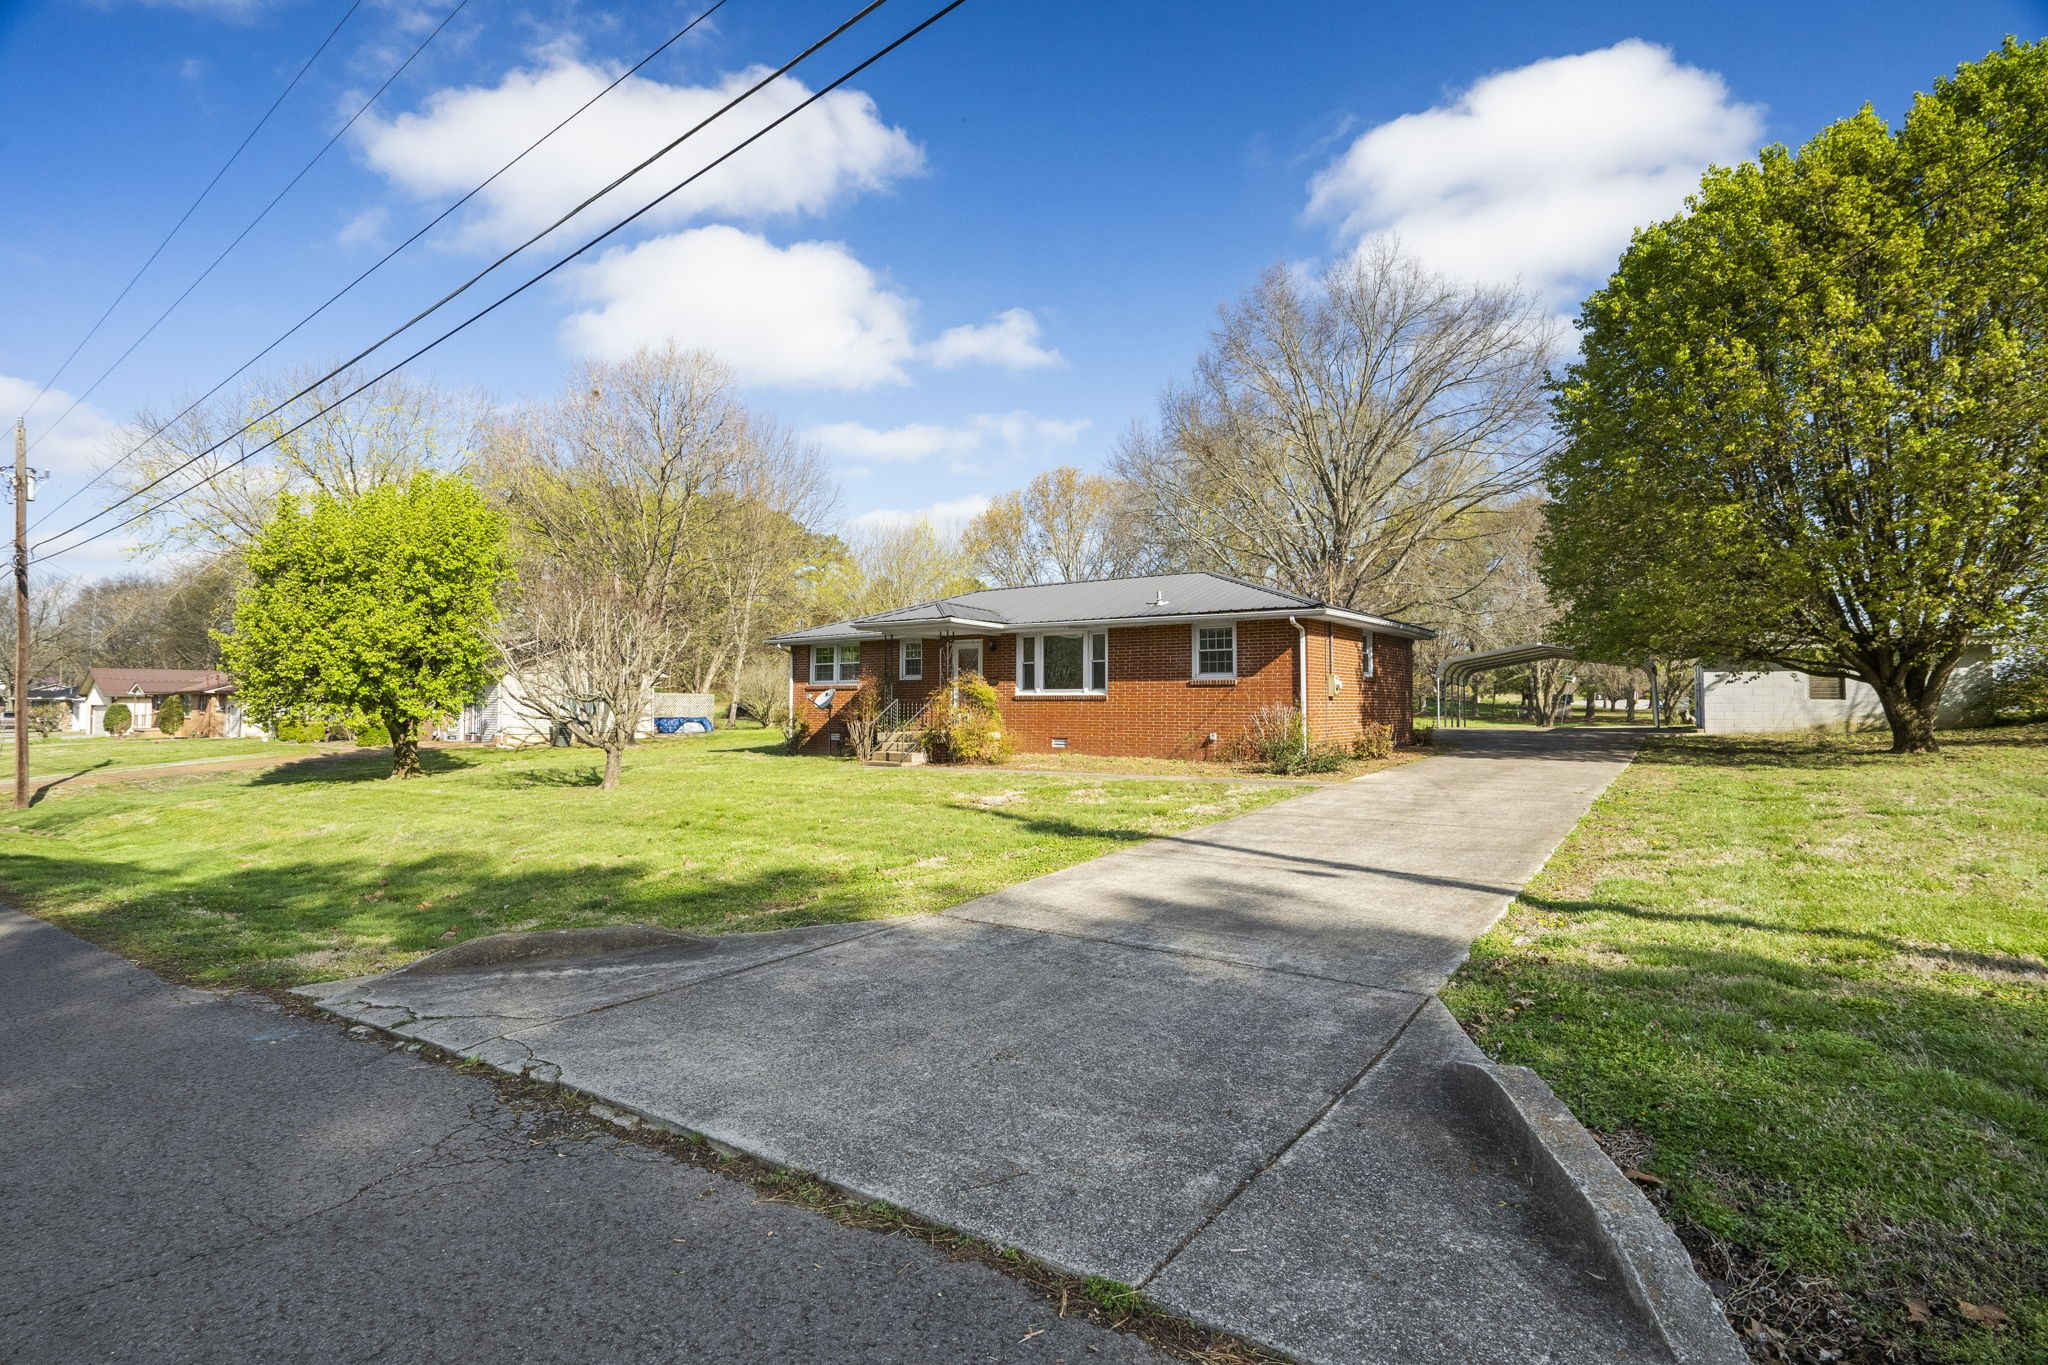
[0,908,1166,1365]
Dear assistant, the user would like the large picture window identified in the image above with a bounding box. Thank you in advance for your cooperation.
[1193,623,1237,680]
[810,643,860,684]
[1017,633,1107,694]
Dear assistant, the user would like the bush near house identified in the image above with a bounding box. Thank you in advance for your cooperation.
[919,673,1012,765]
[155,694,186,736]
[103,703,133,738]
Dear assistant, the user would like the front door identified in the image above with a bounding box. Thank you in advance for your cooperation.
[952,640,984,679]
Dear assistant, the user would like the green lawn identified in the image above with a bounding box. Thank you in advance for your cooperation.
[17,735,338,779]
[0,728,1297,988]
[1442,725,2048,1364]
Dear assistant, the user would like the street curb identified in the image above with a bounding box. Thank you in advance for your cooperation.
[1445,1058,1747,1365]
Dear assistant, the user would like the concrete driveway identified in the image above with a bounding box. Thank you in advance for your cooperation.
[308,729,1742,1365]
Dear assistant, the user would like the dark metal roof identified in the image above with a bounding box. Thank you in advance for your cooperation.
[769,572,1434,644]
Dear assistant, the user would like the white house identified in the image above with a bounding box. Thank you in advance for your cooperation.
[448,676,713,746]
[1694,649,1996,734]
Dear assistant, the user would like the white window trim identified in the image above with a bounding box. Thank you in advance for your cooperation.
[899,639,923,681]
[1192,622,1238,680]
[810,643,859,685]
[1015,632,1108,696]
[1362,629,1375,678]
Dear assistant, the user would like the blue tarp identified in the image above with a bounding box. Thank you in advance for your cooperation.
[654,716,714,735]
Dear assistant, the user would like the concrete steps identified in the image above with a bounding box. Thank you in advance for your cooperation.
[866,729,926,766]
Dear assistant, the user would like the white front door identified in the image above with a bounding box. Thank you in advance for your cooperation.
[952,641,984,678]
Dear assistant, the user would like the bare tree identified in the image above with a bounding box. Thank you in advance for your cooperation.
[494,345,746,790]
[1117,242,1558,615]
[676,415,836,714]
[815,521,979,620]
[962,466,1149,587]
[112,366,483,555]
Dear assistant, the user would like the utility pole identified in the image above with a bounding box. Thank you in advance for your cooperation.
[14,419,29,809]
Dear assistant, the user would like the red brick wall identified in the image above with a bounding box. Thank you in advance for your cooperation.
[789,619,1415,759]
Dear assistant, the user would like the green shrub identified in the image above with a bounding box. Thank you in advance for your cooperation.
[155,694,186,735]
[919,672,1012,765]
[351,717,391,747]
[274,718,326,743]
[103,702,133,738]
[783,715,812,754]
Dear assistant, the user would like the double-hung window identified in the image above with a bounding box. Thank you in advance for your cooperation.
[810,643,860,684]
[1017,632,1107,695]
[899,640,923,681]
[1362,630,1376,678]
[1193,623,1237,680]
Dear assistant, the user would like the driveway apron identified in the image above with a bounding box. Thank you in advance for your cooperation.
[309,729,1714,1364]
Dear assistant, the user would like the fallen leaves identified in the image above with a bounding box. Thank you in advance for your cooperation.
[1622,1168,1664,1187]
[1955,1299,2009,1328]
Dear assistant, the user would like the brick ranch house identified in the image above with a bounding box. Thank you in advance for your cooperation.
[769,573,1432,760]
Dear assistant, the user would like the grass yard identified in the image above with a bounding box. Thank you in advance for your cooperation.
[14,735,332,779]
[0,727,1297,989]
[1442,726,2048,1364]
[1001,746,1428,783]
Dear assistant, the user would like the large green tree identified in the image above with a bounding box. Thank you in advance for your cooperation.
[221,473,509,777]
[1544,40,2048,752]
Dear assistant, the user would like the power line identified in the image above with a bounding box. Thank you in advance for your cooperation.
[33,0,896,553]
[34,0,972,565]
[32,0,732,533]
[12,0,368,428]
[24,0,473,461]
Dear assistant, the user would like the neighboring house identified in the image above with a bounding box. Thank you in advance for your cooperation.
[450,675,713,746]
[74,668,246,738]
[18,679,83,730]
[769,572,1433,760]
[1694,650,1996,734]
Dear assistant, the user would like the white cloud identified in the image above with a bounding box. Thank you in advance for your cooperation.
[562,226,917,390]
[1306,40,1763,302]
[354,61,922,248]
[849,495,992,535]
[804,411,1089,468]
[0,374,123,479]
[927,308,1064,371]
[337,206,389,249]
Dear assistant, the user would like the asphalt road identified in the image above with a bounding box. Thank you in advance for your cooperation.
[0,908,1162,1365]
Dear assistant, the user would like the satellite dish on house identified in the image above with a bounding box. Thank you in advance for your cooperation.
[813,689,836,708]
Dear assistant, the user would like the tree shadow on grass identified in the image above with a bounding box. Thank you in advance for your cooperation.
[0,842,884,990]
[1639,725,2048,773]
[249,748,480,786]
[1517,892,2048,981]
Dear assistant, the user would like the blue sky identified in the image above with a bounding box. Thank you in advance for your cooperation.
[3,0,2044,577]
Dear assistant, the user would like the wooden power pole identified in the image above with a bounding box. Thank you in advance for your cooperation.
[14,419,27,809]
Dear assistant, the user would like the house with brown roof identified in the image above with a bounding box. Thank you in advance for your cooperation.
[74,668,247,738]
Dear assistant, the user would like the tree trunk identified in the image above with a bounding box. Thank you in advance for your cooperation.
[600,744,623,791]
[1869,676,1942,753]
[389,716,422,779]
[1852,649,1959,754]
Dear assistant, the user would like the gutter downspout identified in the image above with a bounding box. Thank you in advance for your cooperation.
[782,646,794,732]
[1288,615,1309,757]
